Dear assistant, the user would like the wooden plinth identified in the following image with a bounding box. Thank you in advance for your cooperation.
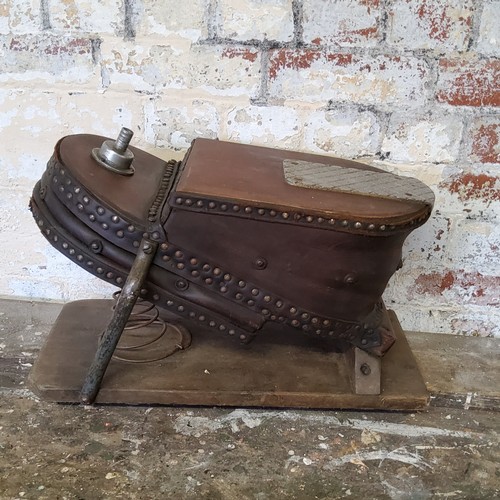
[29,300,428,410]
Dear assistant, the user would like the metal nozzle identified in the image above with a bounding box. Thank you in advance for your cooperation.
[92,127,135,175]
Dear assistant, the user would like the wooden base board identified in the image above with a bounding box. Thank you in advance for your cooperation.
[29,300,428,410]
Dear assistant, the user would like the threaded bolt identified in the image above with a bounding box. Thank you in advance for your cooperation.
[114,127,134,153]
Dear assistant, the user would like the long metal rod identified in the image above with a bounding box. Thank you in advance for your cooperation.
[80,238,158,404]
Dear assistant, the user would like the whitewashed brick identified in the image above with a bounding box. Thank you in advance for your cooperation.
[303,107,380,157]
[218,0,293,42]
[0,35,98,86]
[101,37,261,96]
[381,113,463,163]
[0,1,39,35]
[477,1,500,56]
[137,0,208,41]
[225,105,300,148]
[402,214,453,269]
[49,0,122,34]
[0,90,147,188]
[446,218,500,275]
[387,0,474,51]
[268,51,430,108]
[148,99,220,149]
[303,0,380,47]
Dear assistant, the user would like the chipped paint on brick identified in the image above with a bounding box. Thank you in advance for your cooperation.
[414,270,500,306]
[442,172,500,202]
[437,58,500,107]
[222,47,259,63]
[470,121,500,164]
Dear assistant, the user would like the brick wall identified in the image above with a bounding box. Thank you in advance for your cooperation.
[0,0,498,337]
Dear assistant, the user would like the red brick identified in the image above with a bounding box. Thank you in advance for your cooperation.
[414,270,500,306]
[439,171,500,202]
[468,117,500,164]
[436,58,500,107]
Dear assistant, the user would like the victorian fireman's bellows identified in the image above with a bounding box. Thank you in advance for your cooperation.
[30,130,434,358]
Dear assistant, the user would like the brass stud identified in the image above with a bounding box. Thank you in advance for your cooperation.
[208,202,216,209]
[238,280,246,287]
[224,274,231,281]
[161,243,169,251]
[213,267,221,276]
[219,325,226,331]
[379,225,386,231]
[368,224,375,230]
[282,212,289,219]
[235,293,243,300]
[262,309,270,315]
[185,199,193,206]
[239,334,246,341]
[247,299,255,306]
[199,315,206,321]
[264,295,271,302]
[209,321,216,327]
[233,205,240,212]
[245,207,252,213]
[228,329,235,335]
[291,319,300,327]
[175,250,183,258]
[162,255,171,262]
[191,270,200,277]
[301,313,309,320]
[290,307,297,314]
[258,209,265,215]
[220,204,227,211]
[178,305,185,312]
[196,200,203,207]
[329,219,335,225]
[127,225,135,232]
[354,222,362,229]
[175,198,183,204]
[203,264,210,272]
[220,286,227,293]
[205,277,213,284]
[317,217,324,223]
[177,263,185,270]
[306,216,313,223]
[269,210,276,216]
[167,300,174,306]
[276,300,283,308]
[342,220,348,226]
[190,258,198,265]
[251,288,259,296]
